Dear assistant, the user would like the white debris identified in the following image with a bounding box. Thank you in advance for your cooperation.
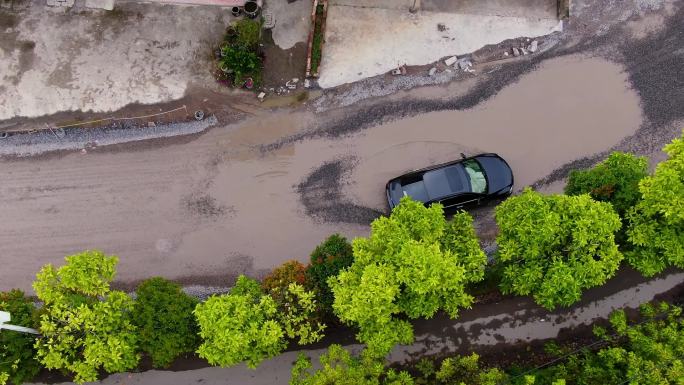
[512,48,520,57]
[304,79,311,88]
[257,92,266,101]
[528,40,539,53]
[444,56,458,66]
[428,67,437,76]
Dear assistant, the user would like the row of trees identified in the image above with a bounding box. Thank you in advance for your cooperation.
[1,132,682,384]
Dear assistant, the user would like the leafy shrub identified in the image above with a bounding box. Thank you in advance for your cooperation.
[565,152,648,216]
[219,46,260,85]
[262,260,306,294]
[132,277,199,368]
[626,131,684,276]
[32,251,139,384]
[194,276,285,368]
[434,353,507,385]
[234,19,261,48]
[0,290,41,385]
[276,283,326,345]
[329,197,487,357]
[305,234,354,314]
[290,345,414,385]
[496,189,623,310]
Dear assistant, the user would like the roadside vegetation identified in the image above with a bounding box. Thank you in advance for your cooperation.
[309,3,326,75]
[0,131,682,384]
[216,19,263,88]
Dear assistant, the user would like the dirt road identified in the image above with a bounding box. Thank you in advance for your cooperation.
[0,55,642,292]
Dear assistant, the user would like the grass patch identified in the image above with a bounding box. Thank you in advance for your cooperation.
[310,4,326,75]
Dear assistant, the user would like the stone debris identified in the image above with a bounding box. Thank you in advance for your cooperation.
[257,92,266,101]
[512,47,520,57]
[520,47,529,55]
[457,58,472,70]
[428,67,437,76]
[285,79,297,89]
[391,65,407,75]
[437,23,447,32]
[304,79,311,88]
[528,40,539,53]
[504,51,509,57]
[147,121,156,128]
[47,0,75,7]
[444,56,458,66]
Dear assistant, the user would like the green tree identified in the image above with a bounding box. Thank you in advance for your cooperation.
[305,234,354,315]
[565,152,648,216]
[495,189,623,310]
[626,132,684,276]
[132,277,199,368]
[32,250,139,384]
[329,197,487,357]
[194,276,285,368]
[0,290,41,385]
[290,345,414,385]
[515,302,684,385]
[434,353,508,385]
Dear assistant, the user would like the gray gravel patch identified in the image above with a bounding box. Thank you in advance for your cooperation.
[0,116,218,157]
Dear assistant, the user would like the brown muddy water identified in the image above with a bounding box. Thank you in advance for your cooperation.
[0,55,642,292]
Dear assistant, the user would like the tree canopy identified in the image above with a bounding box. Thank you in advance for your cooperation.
[565,152,648,216]
[32,250,139,384]
[194,276,285,368]
[329,197,487,357]
[496,189,623,310]
[0,290,41,385]
[290,345,414,385]
[626,131,684,276]
[132,277,199,368]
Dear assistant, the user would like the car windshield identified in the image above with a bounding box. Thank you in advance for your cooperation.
[463,159,487,193]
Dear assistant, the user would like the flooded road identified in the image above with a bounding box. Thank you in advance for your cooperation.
[0,55,642,292]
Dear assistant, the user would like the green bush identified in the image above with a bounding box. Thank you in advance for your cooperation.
[626,131,684,276]
[219,45,260,85]
[329,197,487,357]
[32,251,139,384]
[132,277,199,368]
[194,275,285,368]
[290,345,414,385]
[565,152,648,216]
[0,290,41,385]
[305,234,354,314]
[234,19,261,48]
[496,189,623,310]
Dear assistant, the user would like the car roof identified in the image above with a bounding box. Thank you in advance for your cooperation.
[423,165,469,200]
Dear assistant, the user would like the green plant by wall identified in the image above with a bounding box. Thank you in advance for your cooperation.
[329,197,487,357]
[0,290,41,385]
[305,234,354,315]
[132,277,199,368]
[565,152,648,216]
[32,251,139,384]
[626,131,684,276]
[495,189,623,310]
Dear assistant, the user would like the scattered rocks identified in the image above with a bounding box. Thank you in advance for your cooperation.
[428,67,437,76]
[257,92,266,101]
[444,56,458,66]
[437,23,447,32]
[520,47,529,55]
[512,47,520,57]
[457,58,472,70]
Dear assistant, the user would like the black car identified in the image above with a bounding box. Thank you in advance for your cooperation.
[386,153,514,210]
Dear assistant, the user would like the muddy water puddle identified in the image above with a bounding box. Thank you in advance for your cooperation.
[349,55,643,209]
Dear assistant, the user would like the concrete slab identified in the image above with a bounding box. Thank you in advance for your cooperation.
[263,0,311,49]
[422,0,558,19]
[0,3,234,120]
[318,6,562,88]
[85,0,115,10]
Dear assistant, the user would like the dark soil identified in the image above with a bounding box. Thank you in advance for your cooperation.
[260,29,308,90]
